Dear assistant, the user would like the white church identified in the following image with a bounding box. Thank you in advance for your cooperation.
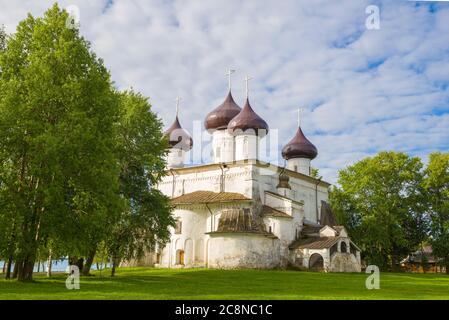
[154,74,362,272]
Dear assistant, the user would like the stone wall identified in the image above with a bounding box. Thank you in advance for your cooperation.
[330,252,361,272]
[208,233,280,269]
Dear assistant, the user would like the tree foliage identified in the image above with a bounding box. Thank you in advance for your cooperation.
[0,5,172,280]
[107,90,173,276]
[330,152,428,270]
[422,152,449,272]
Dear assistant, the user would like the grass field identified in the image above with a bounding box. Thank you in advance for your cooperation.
[0,267,448,300]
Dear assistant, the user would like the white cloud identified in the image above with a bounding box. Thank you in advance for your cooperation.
[1,0,448,184]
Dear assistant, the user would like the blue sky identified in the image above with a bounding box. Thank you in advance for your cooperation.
[1,0,448,184]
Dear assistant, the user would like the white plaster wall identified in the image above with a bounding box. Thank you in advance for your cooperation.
[277,187,290,198]
[235,134,258,161]
[208,234,280,269]
[157,165,254,199]
[212,130,234,163]
[264,193,293,215]
[159,207,209,268]
[287,158,311,176]
[320,226,338,237]
[263,216,298,267]
[302,248,330,270]
[289,180,328,223]
[166,148,185,169]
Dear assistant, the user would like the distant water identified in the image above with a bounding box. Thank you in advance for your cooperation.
[0,258,110,273]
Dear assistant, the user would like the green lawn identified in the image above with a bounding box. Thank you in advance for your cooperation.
[0,267,448,300]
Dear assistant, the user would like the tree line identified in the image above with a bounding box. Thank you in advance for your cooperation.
[0,5,174,281]
[331,151,449,272]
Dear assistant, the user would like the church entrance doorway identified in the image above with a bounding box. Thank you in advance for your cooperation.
[309,253,324,271]
[176,250,185,265]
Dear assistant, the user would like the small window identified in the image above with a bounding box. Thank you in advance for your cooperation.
[269,226,272,233]
[175,219,182,234]
[294,165,298,172]
[243,137,249,157]
[340,241,347,253]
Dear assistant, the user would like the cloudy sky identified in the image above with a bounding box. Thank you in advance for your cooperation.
[1,0,448,184]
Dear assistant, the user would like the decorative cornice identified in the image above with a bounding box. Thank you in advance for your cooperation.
[163,160,331,187]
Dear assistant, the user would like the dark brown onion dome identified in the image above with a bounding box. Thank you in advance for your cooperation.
[276,170,291,189]
[282,126,317,160]
[227,98,269,135]
[204,91,241,132]
[164,116,193,151]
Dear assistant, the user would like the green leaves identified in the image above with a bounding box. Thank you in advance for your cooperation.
[330,152,428,270]
[106,90,173,269]
[0,4,121,280]
[423,152,449,270]
[0,5,174,280]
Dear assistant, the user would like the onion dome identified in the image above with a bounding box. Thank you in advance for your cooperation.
[204,91,241,132]
[227,98,269,135]
[282,126,317,160]
[164,116,193,151]
[276,170,291,189]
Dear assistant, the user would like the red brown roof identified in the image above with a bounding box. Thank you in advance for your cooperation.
[204,91,241,132]
[214,208,268,234]
[171,190,250,204]
[262,205,292,219]
[290,236,339,250]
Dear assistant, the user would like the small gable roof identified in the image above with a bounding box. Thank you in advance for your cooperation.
[290,237,339,250]
[262,205,293,219]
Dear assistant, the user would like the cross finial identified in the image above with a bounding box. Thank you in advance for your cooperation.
[297,107,304,127]
[175,97,182,117]
[245,75,252,98]
[226,68,235,91]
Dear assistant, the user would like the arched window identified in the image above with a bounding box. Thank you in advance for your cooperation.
[340,241,347,253]
[243,136,249,158]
